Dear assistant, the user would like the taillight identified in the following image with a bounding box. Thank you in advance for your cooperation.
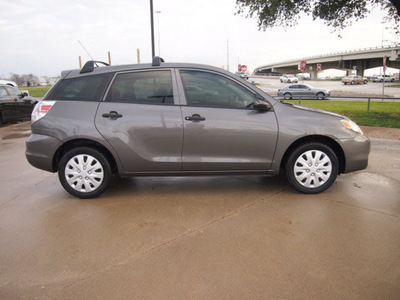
[31,101,56,123]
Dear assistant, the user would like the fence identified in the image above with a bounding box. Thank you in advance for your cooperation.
[283,96,400,112]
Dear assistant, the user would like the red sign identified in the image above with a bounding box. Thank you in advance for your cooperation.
[317,64,322,71]
[241,65,247,72]
[238,64,242,72]
[300,60,307,71]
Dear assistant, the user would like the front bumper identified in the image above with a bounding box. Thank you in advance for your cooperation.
[341,134,371,173]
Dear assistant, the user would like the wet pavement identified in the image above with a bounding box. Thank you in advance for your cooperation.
[0,122,399,299]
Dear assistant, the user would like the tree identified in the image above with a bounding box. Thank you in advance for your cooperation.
[236,0,400,33]
[9,73,39,87]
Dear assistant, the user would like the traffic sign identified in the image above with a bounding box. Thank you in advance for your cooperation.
[317,64,322,71]
[241,65,247,72]
[300,60,307,71]
[238,64,242,72]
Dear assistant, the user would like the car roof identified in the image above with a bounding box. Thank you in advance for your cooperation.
[61,59,234,80]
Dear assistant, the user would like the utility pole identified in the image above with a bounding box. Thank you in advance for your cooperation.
[150,0,155,58]
[108,51,112,65]
[137,49,141,64]
[227,40,230,72]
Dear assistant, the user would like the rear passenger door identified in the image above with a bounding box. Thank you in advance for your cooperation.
[95,69,183,173]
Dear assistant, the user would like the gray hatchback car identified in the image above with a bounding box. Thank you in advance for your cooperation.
[26,57,370,198]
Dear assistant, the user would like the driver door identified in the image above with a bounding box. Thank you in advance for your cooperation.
[178,69,278,171]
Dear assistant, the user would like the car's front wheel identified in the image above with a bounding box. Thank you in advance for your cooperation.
[285,142,338,194]
[58,147,112,199]
[316,92,325,100]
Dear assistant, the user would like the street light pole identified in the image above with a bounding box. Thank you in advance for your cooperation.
[155,11,161,56]
[150,0,155,58]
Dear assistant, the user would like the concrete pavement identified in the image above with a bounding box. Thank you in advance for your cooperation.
[0,122,399,299]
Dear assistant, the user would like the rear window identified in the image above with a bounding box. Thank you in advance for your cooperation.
[45,73,113,101]
[105,70,174,105]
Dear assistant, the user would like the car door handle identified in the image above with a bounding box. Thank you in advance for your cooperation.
[185,114,206,122]
[102,111,123,119]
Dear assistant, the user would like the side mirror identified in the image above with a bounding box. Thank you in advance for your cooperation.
[253,99,272,112]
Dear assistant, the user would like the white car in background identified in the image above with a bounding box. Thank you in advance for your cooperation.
[280,75,298,83]
[372,75,396,82]
[0,79,18,88]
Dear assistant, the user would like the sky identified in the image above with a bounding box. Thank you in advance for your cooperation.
[1,0,399,78]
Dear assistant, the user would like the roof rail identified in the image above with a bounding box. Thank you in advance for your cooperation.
[80,61,110,74]
[152,56,165,66]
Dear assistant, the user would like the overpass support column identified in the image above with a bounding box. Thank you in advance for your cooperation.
[310,67,318,80]
[357,60,366,77]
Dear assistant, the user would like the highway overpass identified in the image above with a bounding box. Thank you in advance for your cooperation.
[254,44,400,78]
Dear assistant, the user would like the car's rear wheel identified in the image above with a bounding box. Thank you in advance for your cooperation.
[285,142,338,194]
[364,80,368,84]
[351,80,355,85]
[316,92,325,100]
[284,93,292,100]
[58,147,112,199]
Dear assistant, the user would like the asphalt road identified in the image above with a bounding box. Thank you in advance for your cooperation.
[252,76,400,99]
[0,122,399,299]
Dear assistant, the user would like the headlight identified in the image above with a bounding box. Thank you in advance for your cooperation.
[341,119,363,134]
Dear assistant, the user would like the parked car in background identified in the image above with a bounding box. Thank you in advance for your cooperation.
[25,57,369,198]
[0,79,18,88]
[235,71,249,80]
[0,84,38,125]
[341,75,368,85]
[280,75,298,83]
[277,84,330,100]
[372,75,396,82]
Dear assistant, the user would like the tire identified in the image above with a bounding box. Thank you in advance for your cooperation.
[284,93,292,100]
[280,80,283,83]
[364,80,368,84]
[351,81,355,85]
[58,147,112,199]
[316,92,325,100]
[285,142,338,194]
[344,83,347,85]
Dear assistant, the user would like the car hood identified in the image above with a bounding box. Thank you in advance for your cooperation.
[289,102,346,119]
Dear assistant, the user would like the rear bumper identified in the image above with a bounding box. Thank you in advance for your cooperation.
[25,134,62,172]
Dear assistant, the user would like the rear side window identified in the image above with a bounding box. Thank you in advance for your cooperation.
[45,73,112,101]
[105,70,174,105]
